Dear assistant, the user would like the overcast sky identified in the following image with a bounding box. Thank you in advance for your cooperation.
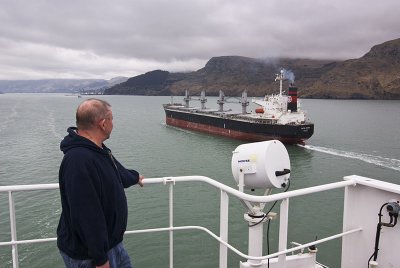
[0,0,399,80]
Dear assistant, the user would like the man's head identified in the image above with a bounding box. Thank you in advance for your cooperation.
[76,98,113,140]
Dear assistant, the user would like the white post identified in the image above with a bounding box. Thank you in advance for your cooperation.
[248,221,264,266]
[219,190,229,268]
[245,207,266,267]
[278,198,289,268]
[9,191,19,268]
[169,183,174,268]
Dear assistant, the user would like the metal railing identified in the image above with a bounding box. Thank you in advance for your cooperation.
[0,176,362,268]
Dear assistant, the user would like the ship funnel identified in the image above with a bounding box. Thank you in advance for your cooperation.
[287,86,298,112]
[231,140,291,190]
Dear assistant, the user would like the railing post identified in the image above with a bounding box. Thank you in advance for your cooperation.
[168,181,174,268]
[278,198,289,268]
[219,190,229,268]
[8,191,19,268]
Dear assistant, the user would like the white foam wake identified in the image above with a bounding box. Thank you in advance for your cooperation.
[0,103,19,133]
[299,144,400,172]
[45,107,63,140]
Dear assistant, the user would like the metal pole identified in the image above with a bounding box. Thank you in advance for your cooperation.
[246,212,264,266]
[219,190,229,268]
[8,191,19,268]
[278,198,289,268]
[248,225,263,265]
[169,183,174,268]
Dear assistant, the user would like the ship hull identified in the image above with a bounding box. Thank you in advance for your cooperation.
[164,108,314,144]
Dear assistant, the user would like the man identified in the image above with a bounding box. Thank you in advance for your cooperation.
[57,98,144,268]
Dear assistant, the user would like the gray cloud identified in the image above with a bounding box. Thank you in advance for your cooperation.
[0,0,399,79]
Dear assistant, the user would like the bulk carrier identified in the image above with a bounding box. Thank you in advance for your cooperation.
[163,70,314,144]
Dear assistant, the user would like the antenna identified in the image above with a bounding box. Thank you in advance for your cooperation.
[275,69,284,96]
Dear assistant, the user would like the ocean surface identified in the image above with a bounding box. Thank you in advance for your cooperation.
[0,93,399,268]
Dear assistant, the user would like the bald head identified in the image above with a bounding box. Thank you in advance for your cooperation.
[76,98,112,130]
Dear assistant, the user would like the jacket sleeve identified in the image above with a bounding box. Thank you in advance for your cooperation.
[114,158,140,188]
[62,155,109,266]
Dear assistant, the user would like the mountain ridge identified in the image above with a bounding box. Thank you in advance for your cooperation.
[0,77,128,94]
[2,38,400,99]
[105,38,400,99]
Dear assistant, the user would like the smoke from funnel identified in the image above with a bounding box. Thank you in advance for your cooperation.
[281,68,295,83]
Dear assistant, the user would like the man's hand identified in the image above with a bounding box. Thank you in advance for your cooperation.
[138,175,144,187]
[97,261,110,268]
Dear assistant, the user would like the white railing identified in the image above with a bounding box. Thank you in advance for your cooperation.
[0,176,362,268]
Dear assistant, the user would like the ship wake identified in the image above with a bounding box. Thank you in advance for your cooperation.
[299,144,400,172]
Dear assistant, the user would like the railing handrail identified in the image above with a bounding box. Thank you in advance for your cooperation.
[144,176,356,202]
[1,175,364,268]
[0,183,59,192]
[0,177,356,203]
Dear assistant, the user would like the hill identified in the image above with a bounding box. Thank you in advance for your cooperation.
[105,38,400,99]
[105,57,336,97]
[105,70,174,95]
[302,38,400,99]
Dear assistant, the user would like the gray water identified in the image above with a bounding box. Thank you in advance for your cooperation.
[0,94,399,268]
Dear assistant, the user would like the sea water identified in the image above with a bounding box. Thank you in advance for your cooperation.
[0,94,399,268]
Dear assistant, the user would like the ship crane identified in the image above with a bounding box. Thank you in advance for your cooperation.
[184,89,248,113]
[183,89,207,109]
[218,90,249,114]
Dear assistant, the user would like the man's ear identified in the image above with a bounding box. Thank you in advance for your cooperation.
[100,119,106,130]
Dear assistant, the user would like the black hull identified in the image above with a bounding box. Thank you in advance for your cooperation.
[164,108,314,144]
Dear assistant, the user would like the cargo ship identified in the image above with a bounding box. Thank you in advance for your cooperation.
[163,70,314,144]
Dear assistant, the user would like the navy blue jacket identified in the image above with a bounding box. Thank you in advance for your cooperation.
[57,127,139,266]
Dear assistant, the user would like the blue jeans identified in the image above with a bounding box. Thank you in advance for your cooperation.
[60,242,133,268]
